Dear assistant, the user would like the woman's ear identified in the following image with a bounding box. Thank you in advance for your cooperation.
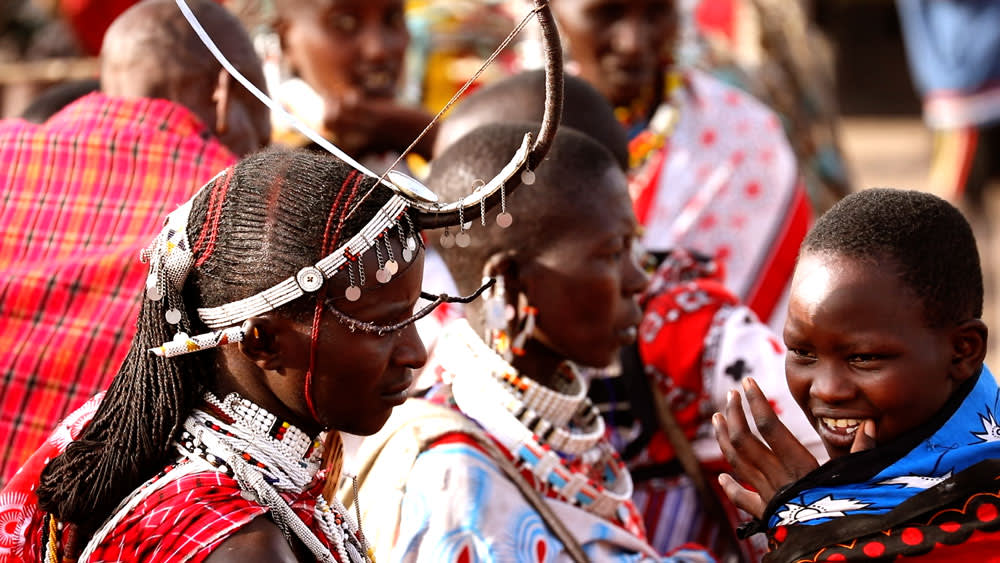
[949,319,988,383]
[239,317,288,373]
[482,251,519,289]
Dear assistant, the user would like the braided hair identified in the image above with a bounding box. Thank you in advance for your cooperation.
[36,147,395,536]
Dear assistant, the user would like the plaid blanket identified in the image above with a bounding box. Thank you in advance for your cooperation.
[0,92,236,486]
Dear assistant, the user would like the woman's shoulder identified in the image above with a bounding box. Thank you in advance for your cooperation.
[89,468,268,562]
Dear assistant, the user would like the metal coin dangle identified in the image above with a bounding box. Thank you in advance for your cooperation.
[521,169,536,185]
[440,228,455,249]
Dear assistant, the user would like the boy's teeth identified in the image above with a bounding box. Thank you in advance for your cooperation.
[822,418,862,431]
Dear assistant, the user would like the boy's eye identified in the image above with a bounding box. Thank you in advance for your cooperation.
[848,354,883,364]
[787,348,816,362]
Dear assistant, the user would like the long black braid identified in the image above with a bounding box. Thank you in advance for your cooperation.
[36,147,395,539]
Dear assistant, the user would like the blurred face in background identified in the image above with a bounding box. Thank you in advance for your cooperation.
[551,0,678,107]
[277,0,409,103]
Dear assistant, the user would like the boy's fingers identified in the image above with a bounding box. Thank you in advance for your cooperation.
[722,389,791,489]
[850,419,877,454]
[713,412,775,500]
[742,377,819,478]
[718,472,766,520]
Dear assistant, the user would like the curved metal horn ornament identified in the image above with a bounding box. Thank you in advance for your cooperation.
[406,0,563,230]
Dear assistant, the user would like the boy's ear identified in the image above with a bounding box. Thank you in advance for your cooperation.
[949,319,988,382]
[239,316,290,373]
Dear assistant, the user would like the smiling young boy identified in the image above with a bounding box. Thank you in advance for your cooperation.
[713,188,1000,561]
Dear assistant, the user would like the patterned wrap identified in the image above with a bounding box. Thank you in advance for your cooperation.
[760,366,1000,561]
[630,69,810,333]
[354,321,715,562]
[588,251,824,561]
[0,396,343,563]
[0,93,238,486]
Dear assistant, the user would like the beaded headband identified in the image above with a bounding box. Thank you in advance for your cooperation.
[146,0,564,357]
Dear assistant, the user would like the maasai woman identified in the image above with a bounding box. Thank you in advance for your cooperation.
[0,0,566,557]
[715,189,1000,561]
[341,123,713,562]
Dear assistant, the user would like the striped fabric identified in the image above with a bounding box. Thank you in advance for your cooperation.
[0,93,237,486]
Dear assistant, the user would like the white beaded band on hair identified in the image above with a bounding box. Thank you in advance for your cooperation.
[197,195,408,330]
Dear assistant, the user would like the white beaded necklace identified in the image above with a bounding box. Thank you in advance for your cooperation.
[439,321,634,522]
[176,393,371,563]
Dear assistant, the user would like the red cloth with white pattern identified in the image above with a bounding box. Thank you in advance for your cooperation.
[599,251,824,560]
[630,69,811,332]
[0,93,237,486]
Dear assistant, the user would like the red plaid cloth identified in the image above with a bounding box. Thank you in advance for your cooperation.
[0,93,237,486]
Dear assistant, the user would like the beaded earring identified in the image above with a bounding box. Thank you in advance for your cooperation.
[510,304,537,358]
[483,275,511,356]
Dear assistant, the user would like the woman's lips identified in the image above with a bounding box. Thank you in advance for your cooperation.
[380,374,413,406]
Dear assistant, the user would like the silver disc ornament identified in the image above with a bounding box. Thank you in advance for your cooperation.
[496,212,513,228]
[345,286,362,301]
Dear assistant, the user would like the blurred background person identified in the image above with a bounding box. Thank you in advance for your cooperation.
[262,0,438,170]
[896,0,1000,214]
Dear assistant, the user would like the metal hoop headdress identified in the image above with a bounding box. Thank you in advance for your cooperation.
[146,0,564,357]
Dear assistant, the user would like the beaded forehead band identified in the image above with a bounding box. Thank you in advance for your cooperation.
[146,0,563,358]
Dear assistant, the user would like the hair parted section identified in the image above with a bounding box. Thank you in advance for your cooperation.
[802,187,983,327]
[427,122,622,296]
[36,147,396,537]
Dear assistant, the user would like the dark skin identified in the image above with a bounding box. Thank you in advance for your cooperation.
[204,243,427,560]
[551,0,677,111]
[465,164,647,389]
[713,251,987,519]
[275,0,437,157]
[100,0,271,157]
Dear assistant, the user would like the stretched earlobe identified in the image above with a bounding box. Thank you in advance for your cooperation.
[949,319,988,382]
[239,317,284,372]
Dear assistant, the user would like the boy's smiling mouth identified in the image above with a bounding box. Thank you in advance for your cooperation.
[820,417,863,434]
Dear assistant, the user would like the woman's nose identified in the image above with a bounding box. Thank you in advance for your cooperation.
[395,323,428,370]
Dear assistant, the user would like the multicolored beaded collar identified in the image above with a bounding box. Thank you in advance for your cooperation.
[436,320,636,526]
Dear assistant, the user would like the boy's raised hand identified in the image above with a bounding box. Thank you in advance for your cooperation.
[712,377,877,519]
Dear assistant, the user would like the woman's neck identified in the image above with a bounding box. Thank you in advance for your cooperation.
[511,338,570,390]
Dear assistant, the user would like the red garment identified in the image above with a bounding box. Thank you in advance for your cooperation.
[0,397,342,563]
[59,0,140,55]
[629,70,811,330]
[0,93,237,486]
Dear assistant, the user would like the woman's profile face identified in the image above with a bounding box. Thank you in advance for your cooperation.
[520,165,647,367]
[273,240,428,436]
[279,0,408,102]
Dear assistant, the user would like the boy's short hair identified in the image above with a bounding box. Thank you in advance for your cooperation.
[802,188,982,327]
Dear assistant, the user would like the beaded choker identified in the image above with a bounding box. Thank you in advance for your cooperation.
[175,393,372,562]
[177,392,324,492]
[438,321,635,524]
